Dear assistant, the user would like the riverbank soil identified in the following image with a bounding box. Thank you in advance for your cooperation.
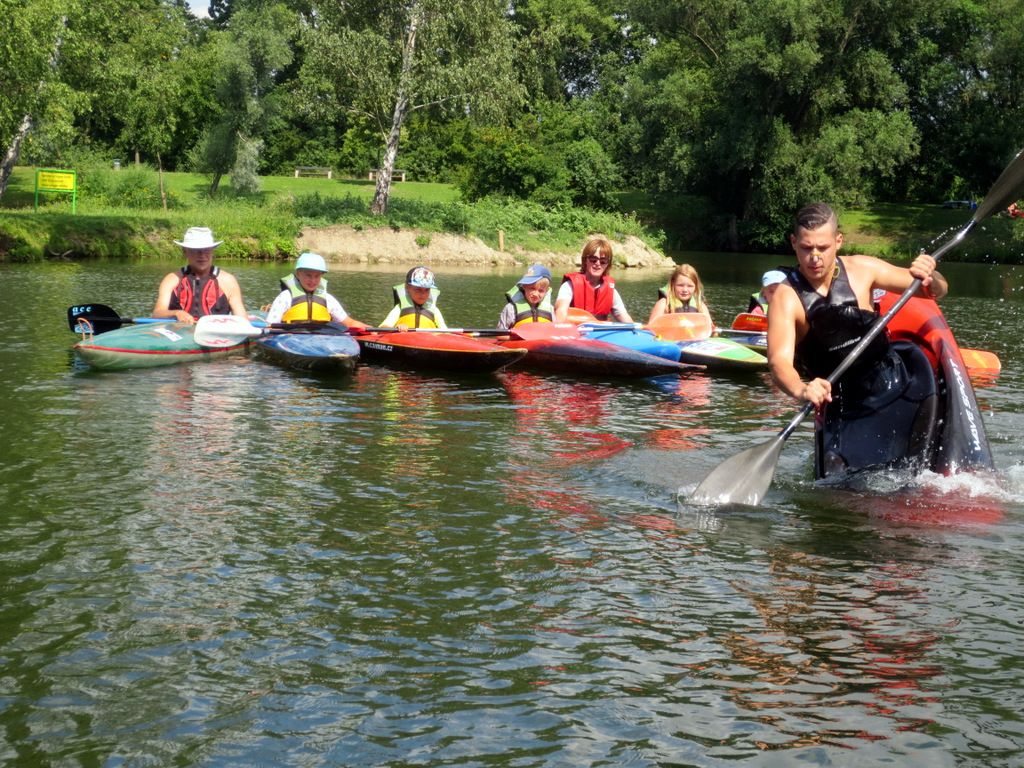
[296,226,677,269]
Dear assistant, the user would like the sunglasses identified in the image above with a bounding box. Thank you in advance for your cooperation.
[586,256,609,265]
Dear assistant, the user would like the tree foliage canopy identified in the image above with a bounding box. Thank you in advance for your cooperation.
[2,0,1022,247]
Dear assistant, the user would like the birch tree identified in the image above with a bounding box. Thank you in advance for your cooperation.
[302,0,526,214]
[0,0,67,198]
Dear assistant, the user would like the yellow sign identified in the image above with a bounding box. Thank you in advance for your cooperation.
[34,168,77,213]
[37,169,76,191]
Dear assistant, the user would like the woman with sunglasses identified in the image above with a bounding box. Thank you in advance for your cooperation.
[553,236,634,323]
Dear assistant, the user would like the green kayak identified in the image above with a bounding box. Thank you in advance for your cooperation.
[73,321,248,370]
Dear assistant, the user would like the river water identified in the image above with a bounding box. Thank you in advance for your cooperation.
[2,254,1024,766]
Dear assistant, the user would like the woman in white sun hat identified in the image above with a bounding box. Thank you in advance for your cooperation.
[264,251,367,329]
[153,226,247,323]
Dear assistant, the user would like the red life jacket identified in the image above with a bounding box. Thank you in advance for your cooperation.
[563,272,615,320]
[169,266,231,319]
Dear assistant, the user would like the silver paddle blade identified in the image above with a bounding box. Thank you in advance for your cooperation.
[194,315,263,347]
[687,435,786,507]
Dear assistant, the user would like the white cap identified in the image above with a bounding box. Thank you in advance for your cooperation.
[762,269,786,287]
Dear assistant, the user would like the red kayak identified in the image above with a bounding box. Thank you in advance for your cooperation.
[356,330,526,373]
[498,323,691,377]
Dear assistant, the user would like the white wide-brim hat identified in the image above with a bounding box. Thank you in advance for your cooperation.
[174,227,222,250]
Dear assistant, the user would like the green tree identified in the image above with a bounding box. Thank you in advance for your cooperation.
[301,0,526,214]
[615,0,931,248]
[459,99,622,209]
[510,0,625,100]
[192,0,295,195]
[0,0,68,198]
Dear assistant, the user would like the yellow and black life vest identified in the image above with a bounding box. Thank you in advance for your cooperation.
[280,273,331,323]
[505,285,553,326]
[392,283,440,328]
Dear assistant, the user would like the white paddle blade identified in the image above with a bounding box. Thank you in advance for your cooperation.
[687,435,786,507]
[194,315,263,347]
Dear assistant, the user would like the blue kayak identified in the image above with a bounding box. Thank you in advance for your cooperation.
[581,326,767,372]
[255,330,360,373]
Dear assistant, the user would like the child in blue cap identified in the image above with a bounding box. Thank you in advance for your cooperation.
[498,264,553,330]
[748,269,787,315]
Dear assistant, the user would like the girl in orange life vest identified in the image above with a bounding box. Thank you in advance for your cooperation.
[553,236,634,323]
[153,226,247,323]
[497,263,553,330]
[647,263,712,324]
[264,252,367,328]
[380,266,448,329]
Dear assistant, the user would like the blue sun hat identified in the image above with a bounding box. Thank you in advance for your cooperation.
[406,266,436,288]
[295,252,328,272]
[518,264,552,285]
[762,269,787,287]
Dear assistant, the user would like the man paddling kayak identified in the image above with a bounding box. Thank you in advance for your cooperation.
[768,202,947,411]
[153,226,247,324]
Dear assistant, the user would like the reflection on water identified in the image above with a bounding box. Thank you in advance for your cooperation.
[0,262,1022,765]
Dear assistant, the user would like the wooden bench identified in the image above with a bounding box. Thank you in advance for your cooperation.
[294,166,333,179]
[368,169,408,182]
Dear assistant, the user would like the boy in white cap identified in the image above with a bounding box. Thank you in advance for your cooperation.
[497,263,553,330]
[153,226,247,323]
[748,269,787,315]
[380,266,447,329]
[264,251,366,328]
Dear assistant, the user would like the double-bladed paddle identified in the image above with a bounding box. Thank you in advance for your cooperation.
[193,315,517,347]
[689,146,1024,507]
[67,303,170,335]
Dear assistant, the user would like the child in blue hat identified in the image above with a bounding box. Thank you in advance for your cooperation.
[265,252,366,328]
[748,269,787,315]
[498,263,553,330]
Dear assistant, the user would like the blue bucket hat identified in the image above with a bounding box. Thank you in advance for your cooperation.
[762,269,786,287]
[518,264,552,286]
[295,252,328,272]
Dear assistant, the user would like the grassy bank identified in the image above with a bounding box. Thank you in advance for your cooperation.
[0,166,660,263]
[1,164,1021,263]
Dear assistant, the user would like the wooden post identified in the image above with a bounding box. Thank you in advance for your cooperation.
[498,230,505,251]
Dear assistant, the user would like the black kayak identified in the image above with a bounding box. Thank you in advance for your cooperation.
[814,292,994,480]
